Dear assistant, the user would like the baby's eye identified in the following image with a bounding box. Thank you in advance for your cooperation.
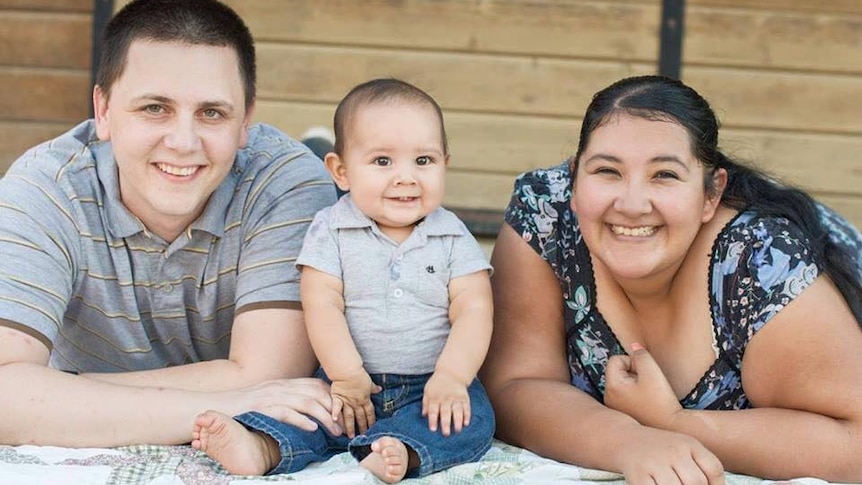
[415,156,433,166]
[373,157,392,166]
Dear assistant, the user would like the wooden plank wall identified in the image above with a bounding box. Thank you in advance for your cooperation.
[3,0,861,230]
[0,0,92,167]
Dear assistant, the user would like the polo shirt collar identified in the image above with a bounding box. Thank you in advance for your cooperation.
[94,139,238,240]
[330,194,464,237]
[93,140,145,239]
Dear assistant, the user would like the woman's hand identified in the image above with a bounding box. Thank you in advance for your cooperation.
[618,424,725,485]
[605,343,684,430]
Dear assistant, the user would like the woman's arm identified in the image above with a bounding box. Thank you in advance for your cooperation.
[480,225,724,485]
[651,276,862,481]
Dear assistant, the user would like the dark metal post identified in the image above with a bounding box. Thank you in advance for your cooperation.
[658,0,685,79]
[90,0,115,116]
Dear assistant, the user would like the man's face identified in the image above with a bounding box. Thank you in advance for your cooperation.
[93,40,253,242]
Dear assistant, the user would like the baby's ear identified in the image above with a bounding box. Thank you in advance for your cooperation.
[324,153,350,191]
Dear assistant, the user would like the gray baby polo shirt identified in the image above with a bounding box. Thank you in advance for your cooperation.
[296,195,492,374]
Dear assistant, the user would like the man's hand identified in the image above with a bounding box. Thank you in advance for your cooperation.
[228,377,342,436]
[422,369,471,436]
[330,369,381,438]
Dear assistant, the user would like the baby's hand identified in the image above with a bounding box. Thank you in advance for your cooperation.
[422,370,470,436]
[331,370,381,438]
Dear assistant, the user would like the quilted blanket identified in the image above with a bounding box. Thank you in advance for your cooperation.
[0,439,846,485]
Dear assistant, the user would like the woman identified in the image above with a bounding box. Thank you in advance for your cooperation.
[480,75,862,485]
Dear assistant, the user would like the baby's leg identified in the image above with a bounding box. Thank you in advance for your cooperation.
[192,410,279,476]
[358,436,418,484]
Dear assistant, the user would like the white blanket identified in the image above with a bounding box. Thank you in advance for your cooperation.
[0,440,843,484]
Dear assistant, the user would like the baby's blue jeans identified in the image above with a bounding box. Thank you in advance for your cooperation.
[234,373,495,477]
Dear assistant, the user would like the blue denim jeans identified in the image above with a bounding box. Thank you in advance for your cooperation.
[234,373,495,477]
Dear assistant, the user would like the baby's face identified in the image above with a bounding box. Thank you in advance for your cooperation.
[336,102,448,241]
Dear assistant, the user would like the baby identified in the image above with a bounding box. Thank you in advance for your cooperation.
[192,78,495,483]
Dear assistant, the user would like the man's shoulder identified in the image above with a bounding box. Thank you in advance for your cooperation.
[2,121,102,200]
[6,121,99,177]
[235,123,331,185]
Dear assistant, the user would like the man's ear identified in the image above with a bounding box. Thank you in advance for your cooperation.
[238,99,256,148]
[92,85,111,141]
[324,152,350,191]
[444,154,450,167]
[702,168,728,223]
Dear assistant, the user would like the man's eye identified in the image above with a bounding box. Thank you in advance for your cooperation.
[144,105,165,114]
[202,108,223,119]
[416,156,433,166]
[373,157,391,166]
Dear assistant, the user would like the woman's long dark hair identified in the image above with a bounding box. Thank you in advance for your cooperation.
[571,75,862,323]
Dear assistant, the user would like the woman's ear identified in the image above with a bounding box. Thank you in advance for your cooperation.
[324,153,350,192]
[702,168,728,222]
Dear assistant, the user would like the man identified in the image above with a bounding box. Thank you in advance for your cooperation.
[0,0,339,446]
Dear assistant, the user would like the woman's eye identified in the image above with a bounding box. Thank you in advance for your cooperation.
[655,171,680,180]
[415,156,432,166]
[595,167,619,176]
[373,157,391,166]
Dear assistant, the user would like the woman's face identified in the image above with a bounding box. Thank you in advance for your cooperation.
[571,114,723,284]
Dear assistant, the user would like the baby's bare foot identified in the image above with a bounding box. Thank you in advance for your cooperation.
[359,436,412,483]
[192,410,277,476]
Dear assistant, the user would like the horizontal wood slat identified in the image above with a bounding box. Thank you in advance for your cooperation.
[686,0,862,16]
[0,68,90,123]
[0,12,91,69]
[0,0,91,12]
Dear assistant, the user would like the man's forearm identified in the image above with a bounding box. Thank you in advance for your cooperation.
[0,362,225,447]
[85,358,258,391]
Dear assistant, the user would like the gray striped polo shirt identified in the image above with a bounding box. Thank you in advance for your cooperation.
[296,195,492,374]
[0,120,336,372]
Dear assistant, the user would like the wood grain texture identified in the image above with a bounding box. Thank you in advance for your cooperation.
[227,0,660,61]
[0,12,91,69]
[0,0,91,12]
[0,68,91,122]
[254,44,862,134]
[253,100,862,197]
[218,1,862,74]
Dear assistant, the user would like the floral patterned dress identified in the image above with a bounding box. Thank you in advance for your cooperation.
[504,162,862,410]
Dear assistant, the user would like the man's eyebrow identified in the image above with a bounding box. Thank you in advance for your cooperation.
[131,94,172,104]
[199,100,235,111]
[129,95,235,112]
